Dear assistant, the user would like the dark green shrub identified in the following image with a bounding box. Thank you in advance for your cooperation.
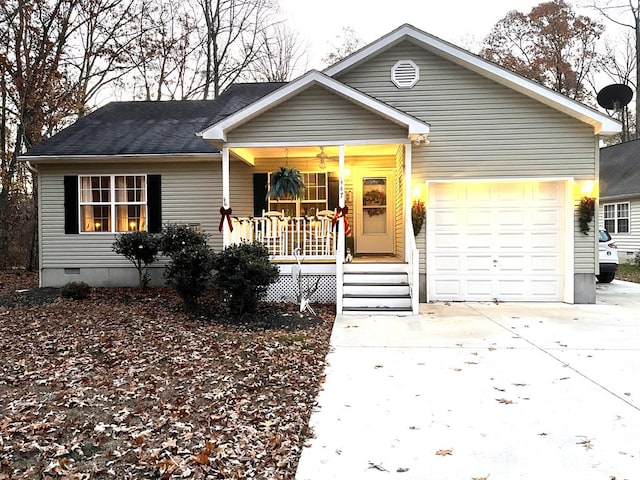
[60,281,91,300]
[213,242,279,316]
[159,223,209,256]
[164,243,216,313]
[112,231,160,289]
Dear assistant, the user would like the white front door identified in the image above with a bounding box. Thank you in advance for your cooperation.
[355,169,395,254]
[427,180,567,301]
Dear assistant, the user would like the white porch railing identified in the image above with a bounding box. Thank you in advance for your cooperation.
[230,214,337,260]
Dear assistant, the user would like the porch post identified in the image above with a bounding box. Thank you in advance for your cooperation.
[222,146,230,248]
[336,145,346,314]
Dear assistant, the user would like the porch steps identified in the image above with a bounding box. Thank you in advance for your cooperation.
[341,262,413,315]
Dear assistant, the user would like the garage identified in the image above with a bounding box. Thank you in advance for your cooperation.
[426,180,571,302]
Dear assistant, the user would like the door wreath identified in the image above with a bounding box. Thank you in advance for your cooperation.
[363,189,386,216]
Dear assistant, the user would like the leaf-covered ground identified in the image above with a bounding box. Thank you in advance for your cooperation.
[616,263,640,283]
[0,269,335,479]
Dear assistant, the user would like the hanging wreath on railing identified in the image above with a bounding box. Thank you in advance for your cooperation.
[578,196,595,235]
[363,189,386,216]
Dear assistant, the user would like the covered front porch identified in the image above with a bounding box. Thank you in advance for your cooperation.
[199,70,430,314]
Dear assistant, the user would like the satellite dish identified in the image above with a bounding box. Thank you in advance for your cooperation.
[597,83,633,112]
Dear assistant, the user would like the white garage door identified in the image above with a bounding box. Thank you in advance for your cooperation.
[427,181,567,302]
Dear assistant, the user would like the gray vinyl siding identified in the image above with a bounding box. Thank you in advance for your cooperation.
[39,159,222,269]
[599,195,640,263]
[227,85,407,143]
[338,40,597,274]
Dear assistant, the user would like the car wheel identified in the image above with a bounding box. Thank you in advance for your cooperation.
[596,272,615,283]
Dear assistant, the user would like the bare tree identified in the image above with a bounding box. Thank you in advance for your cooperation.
[0,0,81,267]
[481,0,604,102]
[69,0,140,116]
[249,22,307,82]
[125,0,203,100]
[587,0,640,136]
[198,0,277,99]
[321,26,364,66]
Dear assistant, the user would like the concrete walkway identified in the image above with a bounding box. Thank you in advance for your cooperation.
[296,281,640,480]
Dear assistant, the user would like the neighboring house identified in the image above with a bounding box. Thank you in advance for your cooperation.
[599,139,640,263]
[21,24,620,312]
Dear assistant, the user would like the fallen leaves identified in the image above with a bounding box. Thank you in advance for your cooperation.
[496,398,513,405]
[435,449,453,456]
[0,271,335,479]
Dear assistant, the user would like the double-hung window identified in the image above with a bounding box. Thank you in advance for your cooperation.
[603,202,630,234]
[79,175,147,232]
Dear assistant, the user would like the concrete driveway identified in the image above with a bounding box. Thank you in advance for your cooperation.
[296,280,640,480]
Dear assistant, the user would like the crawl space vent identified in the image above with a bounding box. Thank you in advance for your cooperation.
[391,60,419,88]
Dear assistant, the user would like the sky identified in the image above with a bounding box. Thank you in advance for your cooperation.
[278,0,621,71]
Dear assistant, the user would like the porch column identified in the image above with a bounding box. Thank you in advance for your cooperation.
[336,145,346,315]
[222,146,230,247]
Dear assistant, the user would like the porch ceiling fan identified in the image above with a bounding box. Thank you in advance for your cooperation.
[316,146,337,169]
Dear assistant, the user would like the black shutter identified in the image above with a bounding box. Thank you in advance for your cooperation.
[147,174,162,233]
[253,173,268,216]
[64,176,79,234]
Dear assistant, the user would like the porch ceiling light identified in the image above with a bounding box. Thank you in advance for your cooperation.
[409,133,430,146]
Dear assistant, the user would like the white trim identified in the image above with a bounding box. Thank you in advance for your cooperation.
[225,138,410,148]
[78,173,148,234]
[602,201,631,234]
[425,176,575,304]
[199,70,430,142]
[324,24,620,136]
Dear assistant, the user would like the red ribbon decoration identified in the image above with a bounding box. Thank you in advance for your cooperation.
[332,205,352,237]
[219,207,233,232]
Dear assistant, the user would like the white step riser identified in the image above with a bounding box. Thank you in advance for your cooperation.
[343,263,408,273]
[342,309,413,316]
[343,284,410,296]
[344,273,408,285]
[342,296,412,309]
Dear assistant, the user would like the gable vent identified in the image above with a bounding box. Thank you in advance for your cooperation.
[391,60,419,88]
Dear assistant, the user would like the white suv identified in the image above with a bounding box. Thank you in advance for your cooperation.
[597,229,619,283]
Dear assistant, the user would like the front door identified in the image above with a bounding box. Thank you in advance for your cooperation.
[355,169,395,254]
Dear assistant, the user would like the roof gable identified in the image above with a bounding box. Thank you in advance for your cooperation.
[199,70,430,143]
[325,24,620,136]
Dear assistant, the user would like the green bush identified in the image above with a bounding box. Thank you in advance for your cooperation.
[112,231,160,289]
[159,223,209,256]
[164,243,216,312]
[213,242,279,316]
[60,281,91,300]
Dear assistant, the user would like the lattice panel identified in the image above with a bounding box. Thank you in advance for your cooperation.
[266,274,336,304]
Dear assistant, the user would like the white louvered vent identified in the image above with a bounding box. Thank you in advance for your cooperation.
[391,60,419,88]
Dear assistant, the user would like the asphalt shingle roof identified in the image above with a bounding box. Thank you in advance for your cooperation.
[23,82,285,157]
[600,139,640,198]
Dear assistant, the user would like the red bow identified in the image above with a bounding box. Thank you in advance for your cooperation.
[332,205,352,237]
[219,207,233,232]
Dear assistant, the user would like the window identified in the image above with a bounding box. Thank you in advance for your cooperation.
[79,175,147,232]
[603,202,630,234]
[267,172,328,216]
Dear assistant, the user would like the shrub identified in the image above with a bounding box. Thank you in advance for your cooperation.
[213,242,279,316]
[112,231,160,289]
[60,281,91,300]
[634,251,640,268]
[164,243,216,313]
[159,223,209,256]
